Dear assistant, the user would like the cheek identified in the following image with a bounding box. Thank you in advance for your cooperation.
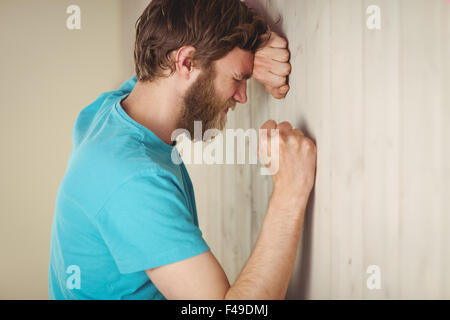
[224,88,236,101]
[214,76,237,102]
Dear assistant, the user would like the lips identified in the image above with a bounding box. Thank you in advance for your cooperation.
[223,104,236,113]
[222,102,237,115]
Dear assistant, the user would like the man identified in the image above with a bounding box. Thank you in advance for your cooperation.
[49,0,317,299]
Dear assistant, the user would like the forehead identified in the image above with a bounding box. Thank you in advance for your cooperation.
[213,47,254,79]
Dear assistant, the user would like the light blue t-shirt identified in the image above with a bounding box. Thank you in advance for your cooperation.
[48,76,210,300]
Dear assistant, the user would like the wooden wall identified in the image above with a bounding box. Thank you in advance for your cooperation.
[185,0,450,299]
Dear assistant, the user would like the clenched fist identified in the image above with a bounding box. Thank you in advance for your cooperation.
[258,120,317,204]
[253,32,292,99]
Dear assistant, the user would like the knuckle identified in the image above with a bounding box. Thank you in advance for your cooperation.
[277,135,287,148]
[277,122,293,133]
[276,77,286,87]
[302,138,316,151]
[261,119,277,130]
[288,135,301,148]
[285,62,292,75]
[279,37,288,48]
[278,121,291,127]
[278,129,288,139]
[293,128,304,136]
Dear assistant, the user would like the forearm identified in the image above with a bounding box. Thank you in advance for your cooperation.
[224,190,309,300]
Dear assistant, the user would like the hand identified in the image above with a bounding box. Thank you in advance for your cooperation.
[252,32,292,99]
[258,120,317,203]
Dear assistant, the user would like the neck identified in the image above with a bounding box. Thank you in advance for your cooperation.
[120,78,182,146]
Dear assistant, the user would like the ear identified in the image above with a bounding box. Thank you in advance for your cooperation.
[174,46,198,80]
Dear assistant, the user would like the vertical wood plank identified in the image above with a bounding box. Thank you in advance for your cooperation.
[362,0,401,299]
[285,0,334,299]
[300,0,334,300]
[440,0,450,299]
[329,0,365,299]
[398,0,442,299]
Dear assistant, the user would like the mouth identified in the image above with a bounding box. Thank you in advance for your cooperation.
[222,104,236,115]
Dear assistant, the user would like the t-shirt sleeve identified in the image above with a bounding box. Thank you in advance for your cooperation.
[94,170,210,274]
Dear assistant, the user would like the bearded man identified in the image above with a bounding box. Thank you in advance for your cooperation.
[49,0,317,300]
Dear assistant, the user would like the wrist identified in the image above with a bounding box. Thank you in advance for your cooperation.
[270,186,310,215]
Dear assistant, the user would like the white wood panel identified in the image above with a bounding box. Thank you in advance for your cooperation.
[362,0,401,299]
[328,0,365,299]
[299,0,333,300]
[398,0,443,299]
[440,0,450,299]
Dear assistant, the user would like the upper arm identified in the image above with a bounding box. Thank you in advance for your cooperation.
[146,250,230,300]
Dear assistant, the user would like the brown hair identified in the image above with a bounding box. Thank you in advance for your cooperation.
[134,0,271,82]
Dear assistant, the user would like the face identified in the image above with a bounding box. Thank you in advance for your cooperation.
[177,47,254,141]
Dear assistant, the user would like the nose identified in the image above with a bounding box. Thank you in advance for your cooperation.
[233,81,248,104]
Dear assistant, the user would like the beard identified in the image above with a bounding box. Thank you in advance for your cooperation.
[177,65,236,142]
